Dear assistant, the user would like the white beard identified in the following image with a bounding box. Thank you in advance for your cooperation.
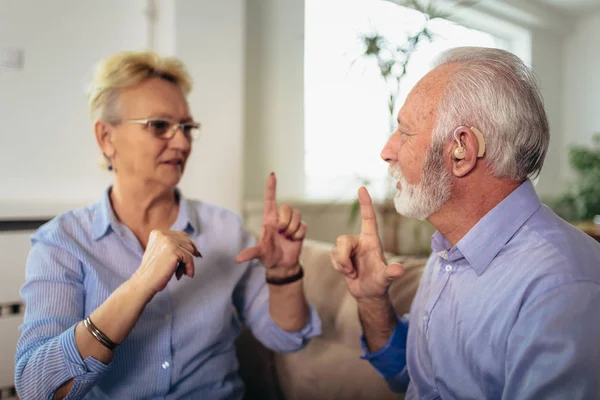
[388,147,452,220]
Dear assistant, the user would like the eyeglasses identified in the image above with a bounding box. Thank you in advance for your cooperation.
[120,118,201,141]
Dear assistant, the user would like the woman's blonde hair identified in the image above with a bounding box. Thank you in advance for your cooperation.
[87,50,193,122]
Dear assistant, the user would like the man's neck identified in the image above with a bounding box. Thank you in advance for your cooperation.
[429,177,522,247]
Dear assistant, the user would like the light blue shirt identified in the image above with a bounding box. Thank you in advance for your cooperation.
[363,180,600,399]
[15,188,321,400]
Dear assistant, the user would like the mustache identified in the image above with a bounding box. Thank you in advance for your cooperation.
[388,164,403,181]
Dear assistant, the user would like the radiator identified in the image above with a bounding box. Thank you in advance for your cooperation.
[0,224,45,399]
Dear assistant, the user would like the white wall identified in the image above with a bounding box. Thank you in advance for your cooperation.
[0,0,148,207]
[0,0,245,215]
[562,10,600,178]
[244,0,305,201]
[175,0,245,213]
[529,27,566,198]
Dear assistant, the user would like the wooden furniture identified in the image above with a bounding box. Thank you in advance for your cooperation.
[575,221,600,243]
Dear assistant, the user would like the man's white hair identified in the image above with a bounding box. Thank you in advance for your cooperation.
[431,46,549,181]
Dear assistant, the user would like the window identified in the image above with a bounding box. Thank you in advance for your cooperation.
[304,0,509,201]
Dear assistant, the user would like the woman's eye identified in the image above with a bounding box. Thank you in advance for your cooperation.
[148,120,170,135]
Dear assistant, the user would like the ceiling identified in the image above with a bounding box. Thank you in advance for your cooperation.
[533,0,600,16]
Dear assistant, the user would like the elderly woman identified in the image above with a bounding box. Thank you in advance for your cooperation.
[15,51,321,399]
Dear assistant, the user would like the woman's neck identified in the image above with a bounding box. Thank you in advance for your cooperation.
[109,178,180,240]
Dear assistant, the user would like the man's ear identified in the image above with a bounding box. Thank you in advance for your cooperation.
[94,120,116,158]
[451,127,481,178]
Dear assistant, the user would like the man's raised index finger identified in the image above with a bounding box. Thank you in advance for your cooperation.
[358,186,378,236]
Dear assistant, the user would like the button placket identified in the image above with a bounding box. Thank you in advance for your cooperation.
[152,291,175,392]
[422,261,454,334]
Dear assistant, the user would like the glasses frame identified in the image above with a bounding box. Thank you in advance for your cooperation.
[120,118,202,141]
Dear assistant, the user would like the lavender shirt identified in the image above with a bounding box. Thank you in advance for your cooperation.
[363,180,600,399]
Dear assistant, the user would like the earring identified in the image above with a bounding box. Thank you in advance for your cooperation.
[102,152,114,171]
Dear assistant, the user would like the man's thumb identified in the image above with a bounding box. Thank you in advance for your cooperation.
[384,262,404,281]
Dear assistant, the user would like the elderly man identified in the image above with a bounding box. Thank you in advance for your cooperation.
[331,46,600,399]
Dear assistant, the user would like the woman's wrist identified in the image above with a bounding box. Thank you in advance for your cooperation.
[124,275,156,306]
[266,263,304,285]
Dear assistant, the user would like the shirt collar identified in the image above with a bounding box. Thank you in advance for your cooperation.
[431,179,542,275]
[92,188,116,240]
[171,189,198,235]
[92,187,197,241]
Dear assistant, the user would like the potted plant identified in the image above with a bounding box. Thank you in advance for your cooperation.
[550,134,600,239]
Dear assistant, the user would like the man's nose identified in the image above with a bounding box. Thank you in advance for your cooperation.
[380,135,397,163]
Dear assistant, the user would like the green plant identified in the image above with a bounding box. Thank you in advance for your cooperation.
[551,134,600,222]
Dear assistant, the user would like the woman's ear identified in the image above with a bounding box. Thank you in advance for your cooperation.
[94,120,115,158]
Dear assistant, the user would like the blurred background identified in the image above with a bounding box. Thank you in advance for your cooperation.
[1,0,599,397]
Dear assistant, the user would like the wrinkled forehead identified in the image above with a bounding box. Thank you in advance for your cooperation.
[400,64,457,129]
[116,77,191,119]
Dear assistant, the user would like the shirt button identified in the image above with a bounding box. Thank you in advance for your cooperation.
[445,264,453,272]
[423,315,429,322]
[162,361,170,369]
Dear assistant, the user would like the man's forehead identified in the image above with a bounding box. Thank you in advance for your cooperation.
[403,65,454,123]
[401,87,438,125]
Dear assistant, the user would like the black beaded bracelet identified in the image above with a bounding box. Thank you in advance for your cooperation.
[266,264,304,285]
[83,316,119,351]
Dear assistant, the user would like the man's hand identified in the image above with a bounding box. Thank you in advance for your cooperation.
[330,187,404,301]
[235,173,307,278]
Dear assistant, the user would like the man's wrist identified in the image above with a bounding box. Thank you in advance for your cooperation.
[357,293,392,308]
[357,295,397,330]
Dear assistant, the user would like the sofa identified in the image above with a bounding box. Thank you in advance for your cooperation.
[235,238,429,400]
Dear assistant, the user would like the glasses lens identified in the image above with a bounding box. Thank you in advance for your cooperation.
[147,120,172,137]
[183,124,200,141]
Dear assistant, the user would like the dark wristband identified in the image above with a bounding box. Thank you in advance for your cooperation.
[266,264,304,285]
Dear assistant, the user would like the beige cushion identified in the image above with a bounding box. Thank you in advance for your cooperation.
[273,239,428,400]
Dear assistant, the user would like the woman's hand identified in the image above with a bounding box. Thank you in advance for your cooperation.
[235,173,307,279]
[131,230,201,300]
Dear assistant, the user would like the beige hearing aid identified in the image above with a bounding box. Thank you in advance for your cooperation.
[453,126,486,159]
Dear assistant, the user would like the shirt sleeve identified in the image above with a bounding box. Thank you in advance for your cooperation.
[232,232,321,353]
[503,281,600,400]
[15,237,111,400]
[360,314,410,393]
